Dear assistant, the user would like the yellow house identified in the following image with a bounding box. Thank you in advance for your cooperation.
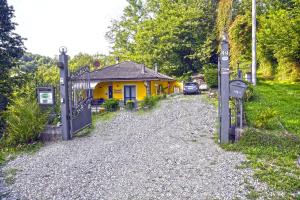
[89,61,182,104]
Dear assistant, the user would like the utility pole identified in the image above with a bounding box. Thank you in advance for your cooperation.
[252,0,257,85]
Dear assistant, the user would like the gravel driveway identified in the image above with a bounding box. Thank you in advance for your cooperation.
[2,95,276,199]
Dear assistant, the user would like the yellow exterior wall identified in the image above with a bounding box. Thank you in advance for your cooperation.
[93,80,183,101]
[93,82,112,100]
[150,80,182,95]
[93,81,147,101]
[112,81,147,101]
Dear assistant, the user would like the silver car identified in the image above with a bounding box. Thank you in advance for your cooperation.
[183,82,200,95]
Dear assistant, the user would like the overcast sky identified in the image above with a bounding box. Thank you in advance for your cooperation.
[8,0,128,57]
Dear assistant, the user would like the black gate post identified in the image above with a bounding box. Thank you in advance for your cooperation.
[219,34,230,144]
[58,47,71,140]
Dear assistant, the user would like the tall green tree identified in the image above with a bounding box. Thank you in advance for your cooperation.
[106,0,145,60]
[107,0,218,77]
[0,0,25,135]
[133,0,218,76]
[225,0,300,80]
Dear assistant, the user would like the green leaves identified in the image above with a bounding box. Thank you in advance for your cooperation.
[0,0,25,135]
[107,0,218,77]
[2,95,48,146]
[228,0,300,81]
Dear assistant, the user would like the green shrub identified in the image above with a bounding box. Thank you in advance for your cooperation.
[2,97,48,146]
[253,108,280,129]
[244,83,254,102]
[102,98,119,112]
[140,94,167,110]
[140,96,157,109]
[203,64,218,88]
[126,100,135,110]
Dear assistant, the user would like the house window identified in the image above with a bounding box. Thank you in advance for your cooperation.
[124,85,136,103]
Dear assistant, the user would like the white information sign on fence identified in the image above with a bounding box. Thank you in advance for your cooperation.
[39,92,53,105]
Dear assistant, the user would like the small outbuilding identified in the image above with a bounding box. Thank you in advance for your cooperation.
[191,74,208,90]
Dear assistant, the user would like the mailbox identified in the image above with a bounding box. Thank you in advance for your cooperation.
[229,80,248,99]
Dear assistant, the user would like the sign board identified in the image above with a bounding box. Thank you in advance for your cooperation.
[37,87,55,106]
[229,80,248,99]
[39,92,53,104]
[114,89,122,94]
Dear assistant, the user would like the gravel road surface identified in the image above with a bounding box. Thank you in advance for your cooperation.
[2,95,278,199]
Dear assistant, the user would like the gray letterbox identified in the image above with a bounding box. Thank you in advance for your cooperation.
[229,80,248,99]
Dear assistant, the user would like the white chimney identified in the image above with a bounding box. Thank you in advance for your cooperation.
[154,63,158,73]
[141,65,146,74]
[115,57,120,64]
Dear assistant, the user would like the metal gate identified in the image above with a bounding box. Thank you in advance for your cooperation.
[57,47,92,140]
[69,66,92,134]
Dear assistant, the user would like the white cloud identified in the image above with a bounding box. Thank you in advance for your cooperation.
[8,0,128,57]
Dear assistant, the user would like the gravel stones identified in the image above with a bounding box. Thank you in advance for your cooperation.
[2,95,278,199]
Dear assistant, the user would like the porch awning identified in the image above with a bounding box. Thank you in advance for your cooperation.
[72,81,99,90]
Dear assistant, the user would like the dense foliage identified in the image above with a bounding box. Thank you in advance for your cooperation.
[225,0,300,81]
[107,0,219,77]
[69,53,115,72]
[2,93,47,146]
[203,64,218,88]
[0,0,25,136]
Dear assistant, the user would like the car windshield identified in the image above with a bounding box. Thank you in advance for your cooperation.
[185,82,197,86]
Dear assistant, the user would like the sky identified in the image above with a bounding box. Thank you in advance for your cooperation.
[8,0,128,57]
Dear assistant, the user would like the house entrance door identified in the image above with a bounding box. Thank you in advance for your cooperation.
[124,85,136,103]
[108,85,113,99]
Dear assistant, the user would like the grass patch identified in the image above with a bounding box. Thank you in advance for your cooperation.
[137,95,166,115]
[245,80,300,136]
[222,128,300,194]
[218,80,300,197]
[0,142,42,165]
[75,111,118,137]
[246,189,260,200]
[92,112,117,123]
[74,125,94,138]
[201,90,218,108]
[4,168,18,185]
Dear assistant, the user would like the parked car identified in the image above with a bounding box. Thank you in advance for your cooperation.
[183,82,200,95]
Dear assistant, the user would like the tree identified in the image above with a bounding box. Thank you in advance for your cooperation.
[106,0,145,60]
[258,3,300,81]
[133,0,218,76]
[69,53,116,72]
[0,0,25,135]
[224,0,300,80]
[106,0,218,77]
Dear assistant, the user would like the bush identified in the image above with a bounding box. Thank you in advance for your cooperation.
[203,64,218,88]
[126,100,135,110]
[244,83,254,102]
[253,108,279,129]
[102,98,119,112]
[2,97,48,146]
[140,96,157,109]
